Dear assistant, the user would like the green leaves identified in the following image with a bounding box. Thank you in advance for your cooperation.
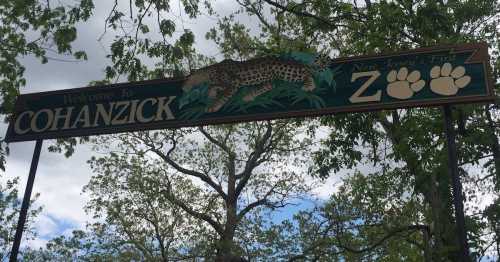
[0,1,94,170]
[0,0,94,171]
[100,1,212,82]
[54,27,78,53]
[6,0,498,260]
[0,175,41,260]
[159,19,176,36]
[179,30,195,47]
[214,0,500,259]
[74,51,88,60]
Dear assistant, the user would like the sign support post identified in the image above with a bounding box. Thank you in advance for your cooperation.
[9,139,43,262]
[443,105,470,261]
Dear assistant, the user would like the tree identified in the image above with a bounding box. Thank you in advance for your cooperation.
[0,0,93,168]
[58,121,313,260]
[84,145,214,260]
[1,2,92,255]
[0,175,41,260]
[17,0,500,260]
[268,171,430,261]
[228,0,500,260]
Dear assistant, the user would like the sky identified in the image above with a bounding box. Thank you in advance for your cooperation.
[0,0,346,250]
[1,1,496,259]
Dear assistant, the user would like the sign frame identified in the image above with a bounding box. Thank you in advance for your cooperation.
[5,42,495,143]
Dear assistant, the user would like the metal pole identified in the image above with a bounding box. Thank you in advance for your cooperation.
[443,105,470,261]
[9,140,43,262]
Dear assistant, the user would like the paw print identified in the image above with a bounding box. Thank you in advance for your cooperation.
[430,63,471,96]
[386,67,425,100]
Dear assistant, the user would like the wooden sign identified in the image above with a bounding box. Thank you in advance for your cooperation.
[5,43,494,142]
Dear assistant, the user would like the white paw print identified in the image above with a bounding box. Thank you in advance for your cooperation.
[386,67,425,100]
[430,63,471,96]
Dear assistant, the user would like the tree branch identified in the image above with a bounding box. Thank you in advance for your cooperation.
[236,180,281,221]
[337,224,429,254]
[237,198,268,222]
[160,188,224,236]
[235,121,273,197]
[133,133,228,201]
[262,0,337,28]
[199,126,233,155]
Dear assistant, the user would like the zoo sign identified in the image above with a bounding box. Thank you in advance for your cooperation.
[5,43,494,142]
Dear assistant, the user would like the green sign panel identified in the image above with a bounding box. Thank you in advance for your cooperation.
[5,43,494,142]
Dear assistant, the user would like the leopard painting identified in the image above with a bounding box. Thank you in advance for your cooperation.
[182,55,330,113]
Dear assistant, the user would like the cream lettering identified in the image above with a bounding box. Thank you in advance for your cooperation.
[11,96,178,136]
[111,101,130,125]
[155,96,176,121]
[71,105,91,128]
[51,107,74,130]
[127,100,140,124]
[14,111,34,135]
[137,98,156,123]
[31,109,54,132]
[93,103,115,127]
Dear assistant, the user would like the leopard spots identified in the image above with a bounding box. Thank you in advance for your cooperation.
[183,56,324,113]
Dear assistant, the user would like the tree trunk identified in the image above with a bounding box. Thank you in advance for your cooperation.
[485,106,500,189]
[379,113,460,261]
[428,172,444,262]
[216,202,239,261]
[422,226,432,262]
[216,160,240,262]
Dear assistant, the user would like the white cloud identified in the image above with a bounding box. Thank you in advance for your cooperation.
[0,0,234,249]
[4,141,94,249]
[35,214,58,237]
[311,174,345,200]
[24,238,48,250]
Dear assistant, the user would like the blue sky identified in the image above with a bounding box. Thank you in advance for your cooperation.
[1,0,220,249]
[0,1,345,248]
[1,1,497,259]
